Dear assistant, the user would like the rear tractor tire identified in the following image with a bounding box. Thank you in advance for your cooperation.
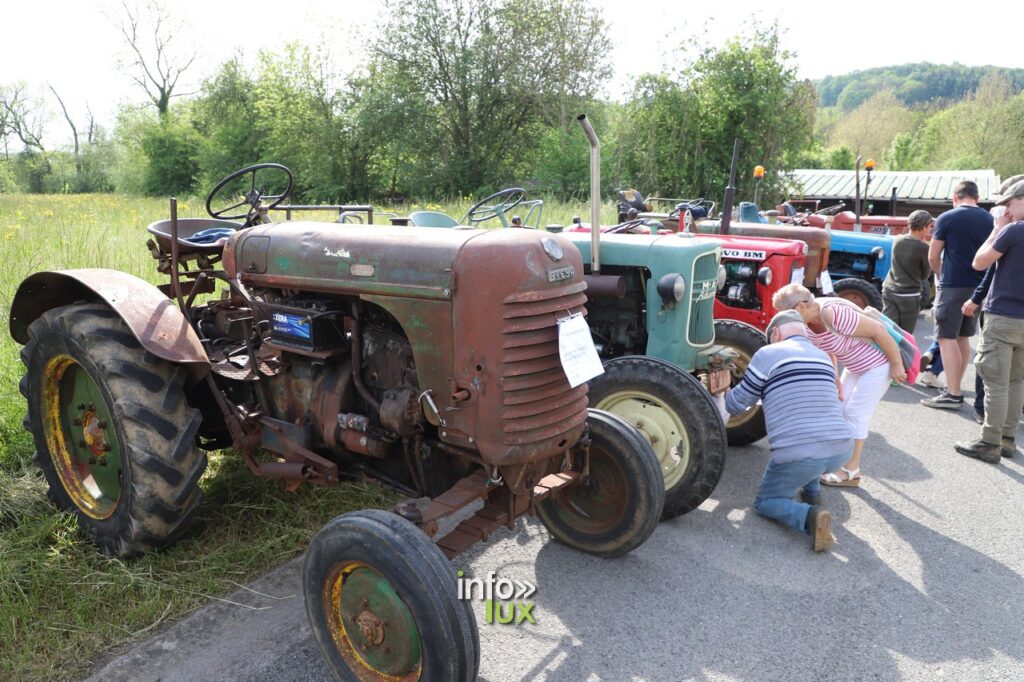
[713,320,768,446]
[586,356,726,519]
[20,303,206,557]
[304,509,479,682]
[833,277,883,310]
[536,409,665,557]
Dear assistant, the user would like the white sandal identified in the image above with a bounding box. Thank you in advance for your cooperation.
[821,466,861,487]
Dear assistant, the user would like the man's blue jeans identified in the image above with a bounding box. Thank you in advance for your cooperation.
[754,449,853,533]
[926,340,943,375]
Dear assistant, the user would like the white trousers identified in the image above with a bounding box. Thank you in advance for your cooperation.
[840,362,891,440]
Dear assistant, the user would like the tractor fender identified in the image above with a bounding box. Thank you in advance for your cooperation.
[9,269,210,381]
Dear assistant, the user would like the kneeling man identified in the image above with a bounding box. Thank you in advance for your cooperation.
[720,310,855,551]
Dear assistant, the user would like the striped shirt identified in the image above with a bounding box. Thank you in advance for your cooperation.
[725,335,854,461]
[806,299,888,374]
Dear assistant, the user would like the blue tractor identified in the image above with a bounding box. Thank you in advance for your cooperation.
[827,230,894,310]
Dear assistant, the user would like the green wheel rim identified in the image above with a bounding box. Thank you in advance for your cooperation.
[41,354,123,520]
[324,560,422,680]
[595,390,690,489]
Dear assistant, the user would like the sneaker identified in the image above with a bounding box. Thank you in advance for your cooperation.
[921,391,964,409]
[974,409,985,424]
[806,506,834,552]
[1002,438,1017,458]
[918,372,946,389]
[954,439,1001,464]
[919,351,933,373]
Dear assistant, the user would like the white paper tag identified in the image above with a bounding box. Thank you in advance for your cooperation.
[790,266,805,285]
[820,270,834,295]
[557,314,604,388]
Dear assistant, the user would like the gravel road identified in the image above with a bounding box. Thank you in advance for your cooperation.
[87,320,1024,682]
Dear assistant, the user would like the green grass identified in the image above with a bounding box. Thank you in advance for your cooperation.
[0,192,611,680]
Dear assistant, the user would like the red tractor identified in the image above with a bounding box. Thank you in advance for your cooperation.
[620,191,831,333]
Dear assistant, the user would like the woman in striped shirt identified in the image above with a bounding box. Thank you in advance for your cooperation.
[773,284,907,486]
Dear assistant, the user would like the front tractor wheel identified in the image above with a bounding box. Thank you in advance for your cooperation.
[586,356,726,519]
[20,303,206,557]
[713,320,768,446]
[833,277,883,310]
[536,409,665,557]
[304,510,479,682]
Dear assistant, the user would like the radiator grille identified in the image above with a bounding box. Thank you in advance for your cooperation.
[500,282,590,446]
[688,252,718,346]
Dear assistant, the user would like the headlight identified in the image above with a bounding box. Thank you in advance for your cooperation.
[871,246,885,260]
[717,264,727,292]
[757,266,773,286]
[657,273,686,303]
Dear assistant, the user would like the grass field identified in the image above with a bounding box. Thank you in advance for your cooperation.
[0,192,612,680]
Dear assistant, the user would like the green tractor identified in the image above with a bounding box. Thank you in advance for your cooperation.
[567,114,766,450]
[9,163,666,681]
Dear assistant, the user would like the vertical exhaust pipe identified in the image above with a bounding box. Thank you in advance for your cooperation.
[720,139,740,236]
[576,113,601,275]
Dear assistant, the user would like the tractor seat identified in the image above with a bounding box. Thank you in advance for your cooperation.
[408,211,460,228]
[146,217,240,255]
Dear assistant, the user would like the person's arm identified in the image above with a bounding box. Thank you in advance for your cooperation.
[928,237,944,275]
[823,305,906,382]
[974,214,1011,270]
[830,353,843,401]
[723,355,766,415]
[919,241,932,280]
[962,265,995,317]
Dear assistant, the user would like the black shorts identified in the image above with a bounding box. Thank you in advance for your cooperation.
[934,286,978,339]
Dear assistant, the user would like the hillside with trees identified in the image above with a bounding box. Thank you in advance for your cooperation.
[818,63,1024,110]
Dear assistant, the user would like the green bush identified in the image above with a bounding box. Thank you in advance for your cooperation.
[0,160,20,193]
[141,119,202,195]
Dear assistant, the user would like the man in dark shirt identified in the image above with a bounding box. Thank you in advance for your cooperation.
[922,181,993,409]
[955,180,1024,462]
[882,209,933,333]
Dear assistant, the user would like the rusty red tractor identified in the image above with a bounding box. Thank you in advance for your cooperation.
[9,164,665,681]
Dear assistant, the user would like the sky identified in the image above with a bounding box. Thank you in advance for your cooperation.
[2,0,1023,147]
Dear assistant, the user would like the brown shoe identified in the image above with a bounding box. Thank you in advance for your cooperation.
[954,439,1001,464]
[1002,438,1017,459]
[807,506,834,552]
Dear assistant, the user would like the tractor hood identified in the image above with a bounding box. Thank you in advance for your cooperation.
[693,219,831,289]
[829,230,893,252]
[693,220,831,250]
[806,211,908,235]
[562,230,721,267]
[223,222,542,299]
[686,234,805,259]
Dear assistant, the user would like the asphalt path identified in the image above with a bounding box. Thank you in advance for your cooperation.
[87,317,1024,681]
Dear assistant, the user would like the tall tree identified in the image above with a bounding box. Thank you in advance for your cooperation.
[366,0,611,195]
[115,0,196,116]
[0,83,48,154]
[48,86,81,185]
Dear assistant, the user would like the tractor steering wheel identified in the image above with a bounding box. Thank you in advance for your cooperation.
[462,187,526,225]
[206,163,293,225]
[815,203,845,216]
[606,218,647,234]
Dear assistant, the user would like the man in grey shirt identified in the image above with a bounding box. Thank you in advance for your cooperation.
[721,310,854,552]
[882,210,932,333]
